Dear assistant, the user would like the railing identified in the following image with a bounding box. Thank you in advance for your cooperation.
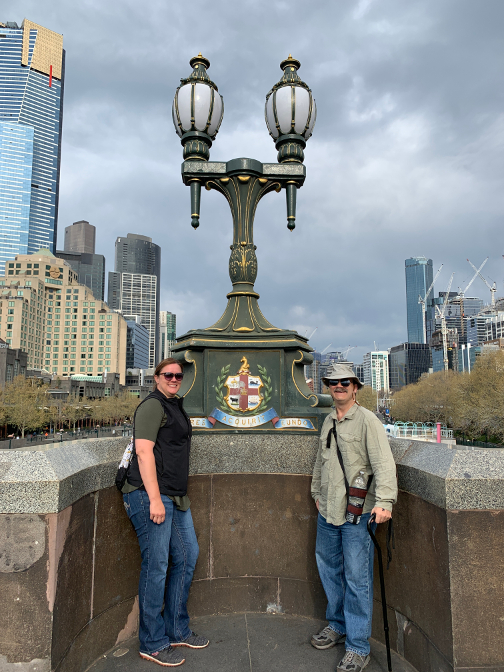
[456,437,503,449]
[0,426,132,450]
[385,422,453,440]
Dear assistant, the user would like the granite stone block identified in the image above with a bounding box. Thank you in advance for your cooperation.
[448,509,504,668]
[54,597,137,672]
[51,494,95,668]
[0,519,51,664]
[187,475,212,581]
[93,486,140,617]
[210,473,319,582]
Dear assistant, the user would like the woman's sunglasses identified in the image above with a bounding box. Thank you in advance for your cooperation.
[327,379,352,387]
[160,372,184,381]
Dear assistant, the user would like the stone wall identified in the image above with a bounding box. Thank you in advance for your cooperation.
[0,436,503,672]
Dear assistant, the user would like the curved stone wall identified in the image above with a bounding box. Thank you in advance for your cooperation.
[0,436,503,672]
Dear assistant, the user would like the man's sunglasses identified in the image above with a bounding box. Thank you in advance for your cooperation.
[327,379,352,387]
[160,372,184,381]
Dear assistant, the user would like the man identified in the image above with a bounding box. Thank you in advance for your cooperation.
[311,363,397,672]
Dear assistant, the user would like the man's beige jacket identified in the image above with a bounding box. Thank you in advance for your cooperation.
[311,403,398,526]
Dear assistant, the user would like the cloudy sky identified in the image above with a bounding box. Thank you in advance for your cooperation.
[5,0,504,363]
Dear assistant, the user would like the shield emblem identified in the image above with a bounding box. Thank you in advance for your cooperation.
[224,372,263,413]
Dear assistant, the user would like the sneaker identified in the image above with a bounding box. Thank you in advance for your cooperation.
[310,625,346,649]
[171,632,209,649]
[139,646,185,667]
[337,650,370,671]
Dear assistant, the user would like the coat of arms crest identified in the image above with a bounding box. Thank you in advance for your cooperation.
[215,357,272,415]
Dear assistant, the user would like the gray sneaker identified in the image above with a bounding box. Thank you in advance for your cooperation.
[337,650,370,671]
[171,632,209,649]
[310,625,345,649]
[139,646,185,667]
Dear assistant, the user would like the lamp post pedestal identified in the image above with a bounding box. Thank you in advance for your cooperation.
[172,158,332,433]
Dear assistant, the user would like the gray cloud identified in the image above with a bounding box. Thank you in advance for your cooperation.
[5,0,504,363]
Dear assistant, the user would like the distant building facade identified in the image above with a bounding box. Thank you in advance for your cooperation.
[0,20,65,272]
[0,340,27,387]
[63,220,95,254]
[304,351,322,394]
[405,257,434,343]
[126,318,150,370]
[363,351,390,392]
[57,221,105,300]
[159,311,176,361]
[0,249,127,383]
[353,363,365,383]
[389,342,431,390]
[108,234,161,367]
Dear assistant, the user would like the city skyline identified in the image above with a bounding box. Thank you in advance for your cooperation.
[0,19,65,273]
[2,1,502,368]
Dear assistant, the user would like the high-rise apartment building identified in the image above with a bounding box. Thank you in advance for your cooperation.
[108,234,161,367]
[63,220,95,254]
[389,342,431,390]
[57,221,105,300]
[126,318,150,370]
[363,351,390,392]
[0,20,65,273]
[405,257,434,343]
[0,250,127,383]
[159,311,176,360]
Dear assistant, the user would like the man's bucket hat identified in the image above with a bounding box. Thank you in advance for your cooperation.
[322,362,364,390]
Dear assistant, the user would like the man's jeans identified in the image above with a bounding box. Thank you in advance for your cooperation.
[123,489,199,654]
[315,512,375,657]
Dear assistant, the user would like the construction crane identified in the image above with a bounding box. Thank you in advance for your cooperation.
[467,258,497,307]
[435,273,455,371]
[320,343,332,356]
[341,345,355,361]
[456,258,488,341]
[418,264,443,344]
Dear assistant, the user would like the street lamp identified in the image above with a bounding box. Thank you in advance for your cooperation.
[171,55,331,431]
[172,53,224,229]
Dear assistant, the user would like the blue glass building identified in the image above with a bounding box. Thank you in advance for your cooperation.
[405,257,434,343]
[0,20,65,274]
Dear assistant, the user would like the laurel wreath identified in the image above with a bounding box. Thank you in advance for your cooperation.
[215,363,272,416]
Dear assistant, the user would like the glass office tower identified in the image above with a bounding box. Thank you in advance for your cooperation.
[405,257,434,343]
[0,20,65,273]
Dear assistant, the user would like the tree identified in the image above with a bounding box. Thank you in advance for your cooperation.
[3,376,47,437]
[392,370,458,426]
[61,394,88,431]
[356,386,378,412]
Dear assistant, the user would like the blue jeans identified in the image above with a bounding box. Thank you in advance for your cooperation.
[123,489,199,654]
[315,512,375,657]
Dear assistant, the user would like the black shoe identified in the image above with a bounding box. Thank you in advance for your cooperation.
[171,632,209,649]
[139,646,185,666]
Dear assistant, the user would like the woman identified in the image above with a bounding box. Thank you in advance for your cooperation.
[123,357,208,667]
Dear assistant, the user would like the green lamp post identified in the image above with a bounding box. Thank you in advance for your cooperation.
[171,54,332,433]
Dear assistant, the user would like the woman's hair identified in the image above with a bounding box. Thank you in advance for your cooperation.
[152,357,183,391]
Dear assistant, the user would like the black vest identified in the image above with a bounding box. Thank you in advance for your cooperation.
[127,390,192,497]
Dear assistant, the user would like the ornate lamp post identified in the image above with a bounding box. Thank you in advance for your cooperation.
[171,55,331,432]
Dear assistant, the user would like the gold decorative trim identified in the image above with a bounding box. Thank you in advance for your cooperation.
[182,350,197,397]
[292,350,318,405]
[22,20,63,79]
[258,178,268,184]
[237,175,251,183]
[219,177,230,183]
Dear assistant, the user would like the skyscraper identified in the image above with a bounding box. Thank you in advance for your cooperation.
[64,220,95,254]
[108,234,161,367]
[57,221,105,300]
[405,257,434,343]
[0,20,65,273]
[159,311,176,360]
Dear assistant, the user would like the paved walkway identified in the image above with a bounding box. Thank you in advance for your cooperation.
[89,613,417,672]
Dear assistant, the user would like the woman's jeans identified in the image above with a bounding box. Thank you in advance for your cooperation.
[315,512,375,657]
[123,489,199,654]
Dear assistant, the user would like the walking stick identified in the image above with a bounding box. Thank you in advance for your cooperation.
[368,513,392,672]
